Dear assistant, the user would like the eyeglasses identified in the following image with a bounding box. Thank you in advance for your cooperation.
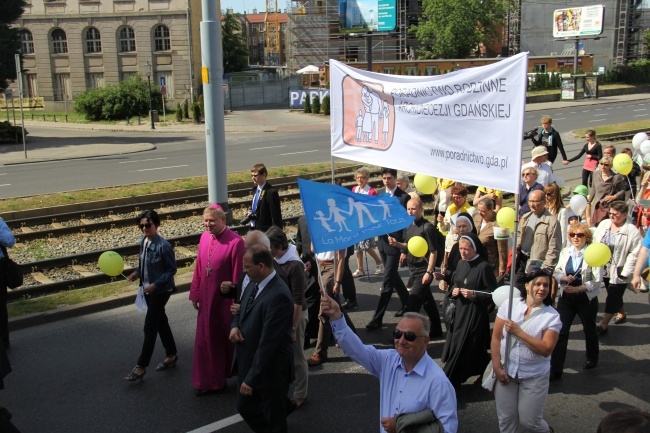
[392,329,426,342]
[600,163,611,167]
[568,232,586,238]
[139,223,152,230]
[522,172,536,177]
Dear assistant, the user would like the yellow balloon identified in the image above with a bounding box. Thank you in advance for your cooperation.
[583,243,611,267]
[408,236,428,258]
[496,207,516,232]
[98,251,125,277]
[613,153,633,176]
[414,174,437,195]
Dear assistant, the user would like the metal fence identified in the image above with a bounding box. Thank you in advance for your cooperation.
[226,76,300,109]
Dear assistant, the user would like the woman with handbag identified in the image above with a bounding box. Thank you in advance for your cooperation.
[491,268,561,433]
[441,232,496,388]
[549,223,603,380]
[0,217,16,350]
[587,156,626,227]
[592,201,642,334]
[123,210,178,382]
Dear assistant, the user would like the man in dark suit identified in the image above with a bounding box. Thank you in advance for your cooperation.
[248,163,283,232]
[230,245,294,433]
[366,168,410,330]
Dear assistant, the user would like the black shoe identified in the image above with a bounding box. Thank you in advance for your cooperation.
[394,308,406,317]
[613,314,627,325]
[365,320,382,330]
[583,360,598,370]
[195,388,224,397]
[342,300,358,309]
[596,325,608,336]
[549,372,562,381]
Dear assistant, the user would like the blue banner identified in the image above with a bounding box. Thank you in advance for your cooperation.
[298,178,414,254]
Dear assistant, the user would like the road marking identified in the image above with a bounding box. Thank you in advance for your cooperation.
[582,110,590,112]
[186,414,243,433]
[119,157,168,164]
[633,109,647,112]
[593,113,608,116]
[569,111,576,113]
[0,173,6,176]
[0,184,11,187]
[595,108,602,110]
[134,165,189,172]
[554,118,565,120]
[279,150,319,156]
[250,145,286,151]
[555,112,563,115]
[633,115,647,118]
[589,119,606,122]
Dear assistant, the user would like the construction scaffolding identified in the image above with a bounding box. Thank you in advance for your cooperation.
[508,0,522,55]
[613,0,649,65]
[286,0,418,73]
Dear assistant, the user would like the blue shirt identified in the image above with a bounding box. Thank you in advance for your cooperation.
[331,316,458,433]
[0,217,16,259]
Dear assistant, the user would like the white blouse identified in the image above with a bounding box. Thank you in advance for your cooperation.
[497,299,562,379]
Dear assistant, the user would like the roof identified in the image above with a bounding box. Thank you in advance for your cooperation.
[245,13,288,24]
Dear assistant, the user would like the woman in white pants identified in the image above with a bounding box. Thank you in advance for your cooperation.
[490,268,562,433]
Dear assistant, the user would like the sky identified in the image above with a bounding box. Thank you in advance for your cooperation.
[221,0,291,14]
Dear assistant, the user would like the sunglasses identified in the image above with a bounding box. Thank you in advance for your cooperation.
[524,267,552,281]
[139,223,152,230]
[392,329,426,342]
[568,232,586,238]
[600,163,611,167]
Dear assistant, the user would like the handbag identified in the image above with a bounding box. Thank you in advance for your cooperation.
[592,201,609,225]
[481,308,543,391]
[442,296,456,327]
[135,285,148,314]
[1,246,23,290]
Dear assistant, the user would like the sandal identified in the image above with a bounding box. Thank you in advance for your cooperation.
[374,266,384,275]
[124,366,146,382]
[352,270,364,278]
[155,354,178,371]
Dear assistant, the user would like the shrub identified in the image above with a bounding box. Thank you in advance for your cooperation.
[182,100,190,119]
[192,102,201,124]
[321,95,330,115]
[198,94,205,119]
[176,103,183,122]
[303,94,311,113]
[311,94,321,114]
[0,121,27,144]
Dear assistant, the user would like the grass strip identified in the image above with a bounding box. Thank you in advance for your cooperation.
[573,120,650,137]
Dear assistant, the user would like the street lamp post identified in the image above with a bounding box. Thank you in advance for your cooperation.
[146,69,155,130]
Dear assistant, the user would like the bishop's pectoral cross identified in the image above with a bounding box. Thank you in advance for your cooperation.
[206,264,211,276]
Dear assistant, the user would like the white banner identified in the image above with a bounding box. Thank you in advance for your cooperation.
[330,53,528,193]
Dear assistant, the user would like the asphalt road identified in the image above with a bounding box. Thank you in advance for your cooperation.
[3,272,649,433]
[0,100,648,198]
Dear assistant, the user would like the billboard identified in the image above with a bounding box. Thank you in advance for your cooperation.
[338,0,396,32]
[553,5,604,38]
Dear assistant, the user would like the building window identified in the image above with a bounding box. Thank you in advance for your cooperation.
[53,73,71,100]
[51,29,68,54]
[425,66,439,75]
[383,67,394,74]
[281,23,286,31]
[534,63,547,73]
[153,25,170,51]
[19,30,34,54]
[119,26,136,52]
[85,27,102,53]
[86,73,104,89]
[252,24,257,32]
[121,72,137,81]
[405,66,417,75]
[23,74,38,97]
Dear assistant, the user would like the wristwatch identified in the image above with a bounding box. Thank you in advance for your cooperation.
[426,270,433,276]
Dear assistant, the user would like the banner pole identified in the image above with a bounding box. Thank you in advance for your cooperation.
[330,155,338,295]
[503,192,521,371]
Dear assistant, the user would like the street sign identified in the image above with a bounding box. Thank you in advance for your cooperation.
[4,89,13,100]
[160,85,167,96]
[159,76,166,86]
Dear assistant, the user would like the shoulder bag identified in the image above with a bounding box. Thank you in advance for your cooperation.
[442,295,456,328]
[482,308,543,391]
[1,245,23,290]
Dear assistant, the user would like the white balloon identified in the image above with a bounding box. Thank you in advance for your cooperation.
[644,153,650,165]
[492,285,521,308]
[555,177,565,187]
[569,194,588,216]
[633,132,649,150]
[641,140,650,155]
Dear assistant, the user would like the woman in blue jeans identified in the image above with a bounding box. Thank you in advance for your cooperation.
[124,210,178,382]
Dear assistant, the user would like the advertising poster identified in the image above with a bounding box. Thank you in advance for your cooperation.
[553,5,604,38]
[338,0,396,32]
[561,79,575,99]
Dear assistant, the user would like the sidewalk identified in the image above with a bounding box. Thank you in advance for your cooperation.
[2,93,648,166]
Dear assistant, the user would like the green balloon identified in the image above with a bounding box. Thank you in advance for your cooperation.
[98,251,124,277]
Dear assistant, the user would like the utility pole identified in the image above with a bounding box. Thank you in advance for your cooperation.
[146,61,155,130]
[200,0,230,212]
[15,54,26,158]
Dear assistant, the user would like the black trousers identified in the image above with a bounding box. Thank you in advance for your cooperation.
[0,271,8,349]
[342,248,357,303]
[551,293,599,374]
[137,292,177,368]
[603,279,627,314]
[237,385,290,433]
[371,251,409,323]
[405,268,443,336]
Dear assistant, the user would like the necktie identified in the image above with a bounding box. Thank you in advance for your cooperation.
[245,284,259,314]
[252,188,260,212]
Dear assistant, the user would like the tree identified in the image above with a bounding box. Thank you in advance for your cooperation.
[0,0,26,91]
[413,0,509,59]
[645,30,650,59]
[222,13,249,73]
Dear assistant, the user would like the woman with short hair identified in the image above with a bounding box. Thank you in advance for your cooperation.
[519,167,544,217]
[587,156,626,227]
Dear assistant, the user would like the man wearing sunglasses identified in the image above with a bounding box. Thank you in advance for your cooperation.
[321,293,458,433]
[516,190,562,290]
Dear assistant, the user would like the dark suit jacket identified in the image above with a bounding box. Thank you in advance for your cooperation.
[252,182,283,232]
[222,263,288,302]
[377,187,409,255]
[231,274,294,390]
